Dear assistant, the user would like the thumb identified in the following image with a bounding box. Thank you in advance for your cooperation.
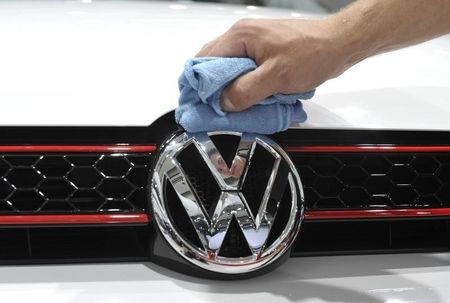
[220,63,276,112]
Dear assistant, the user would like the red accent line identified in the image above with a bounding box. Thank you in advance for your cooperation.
[305,208,450,220]
[0,213,150,225]
[1,209,449,224]
[0,145,156,153]
[286,145,450,153]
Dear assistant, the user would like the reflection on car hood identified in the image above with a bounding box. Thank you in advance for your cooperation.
[0,0,449,130]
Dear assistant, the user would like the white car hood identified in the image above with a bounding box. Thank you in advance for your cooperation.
[1,0,449,130]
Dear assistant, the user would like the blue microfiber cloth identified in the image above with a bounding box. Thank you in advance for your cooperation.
[175,57,315,134]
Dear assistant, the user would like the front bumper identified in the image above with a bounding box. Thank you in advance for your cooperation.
[1,119,450,274]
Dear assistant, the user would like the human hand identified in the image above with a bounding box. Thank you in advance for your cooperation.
[196,18,355,112]
[197,0,450,113]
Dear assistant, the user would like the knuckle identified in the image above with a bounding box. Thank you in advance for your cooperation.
[196,41,214,57]
[231,18,252,30]
[230,18,258,36]
[276,68,290,84]
[232,100,248,112]
[271,64,291,91]
[200,42,210,50]
[228,86,252,111]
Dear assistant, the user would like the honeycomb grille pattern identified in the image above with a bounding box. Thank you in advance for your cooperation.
[0,154,150,213]
[292,153,450,210]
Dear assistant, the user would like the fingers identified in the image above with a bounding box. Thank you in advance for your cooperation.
[220,63,276,112]
[197,34,246,58]
[197,19,275,112]
[196,37,219,57]
[196,19,252,57]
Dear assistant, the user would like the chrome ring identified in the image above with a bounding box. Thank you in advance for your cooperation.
[151,131,304,275]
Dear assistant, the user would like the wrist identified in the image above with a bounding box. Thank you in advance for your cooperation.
[324,0,397,67]
[323,17,374,69]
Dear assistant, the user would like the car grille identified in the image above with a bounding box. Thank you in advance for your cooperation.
[293,153,449,210]
[0,226,151,263]
[3,152,447,214]
[1,126,450,263]
[288,150,450,255]
[0,153,151,214]
[294,218,450,256]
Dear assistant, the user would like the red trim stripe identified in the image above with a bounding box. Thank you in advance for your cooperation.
[1,209,450,224]
[286,145,450,153]
[0,145,156,153]
[304,208,450,220]
[0,213,149,225]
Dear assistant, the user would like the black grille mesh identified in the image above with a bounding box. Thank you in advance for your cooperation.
[294,219,450,255]
[0,154,150,213]
[292,153,450,210]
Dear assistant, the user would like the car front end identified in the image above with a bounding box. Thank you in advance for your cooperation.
[2,0,450,300]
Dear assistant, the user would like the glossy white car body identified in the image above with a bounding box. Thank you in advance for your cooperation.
[1,1,450,302]
[1,0,449,130]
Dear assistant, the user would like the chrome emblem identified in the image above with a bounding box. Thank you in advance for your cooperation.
[151,132,304,275]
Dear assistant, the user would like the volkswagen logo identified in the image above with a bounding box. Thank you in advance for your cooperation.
[151,132,304,276]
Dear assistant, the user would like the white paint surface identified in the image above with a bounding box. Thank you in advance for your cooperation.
[0,0,448,130]
[2,253,450,302]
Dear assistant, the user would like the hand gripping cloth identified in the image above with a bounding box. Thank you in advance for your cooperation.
[175,57,314,134]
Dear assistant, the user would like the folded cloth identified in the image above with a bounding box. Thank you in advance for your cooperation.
[175,57,315,134]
